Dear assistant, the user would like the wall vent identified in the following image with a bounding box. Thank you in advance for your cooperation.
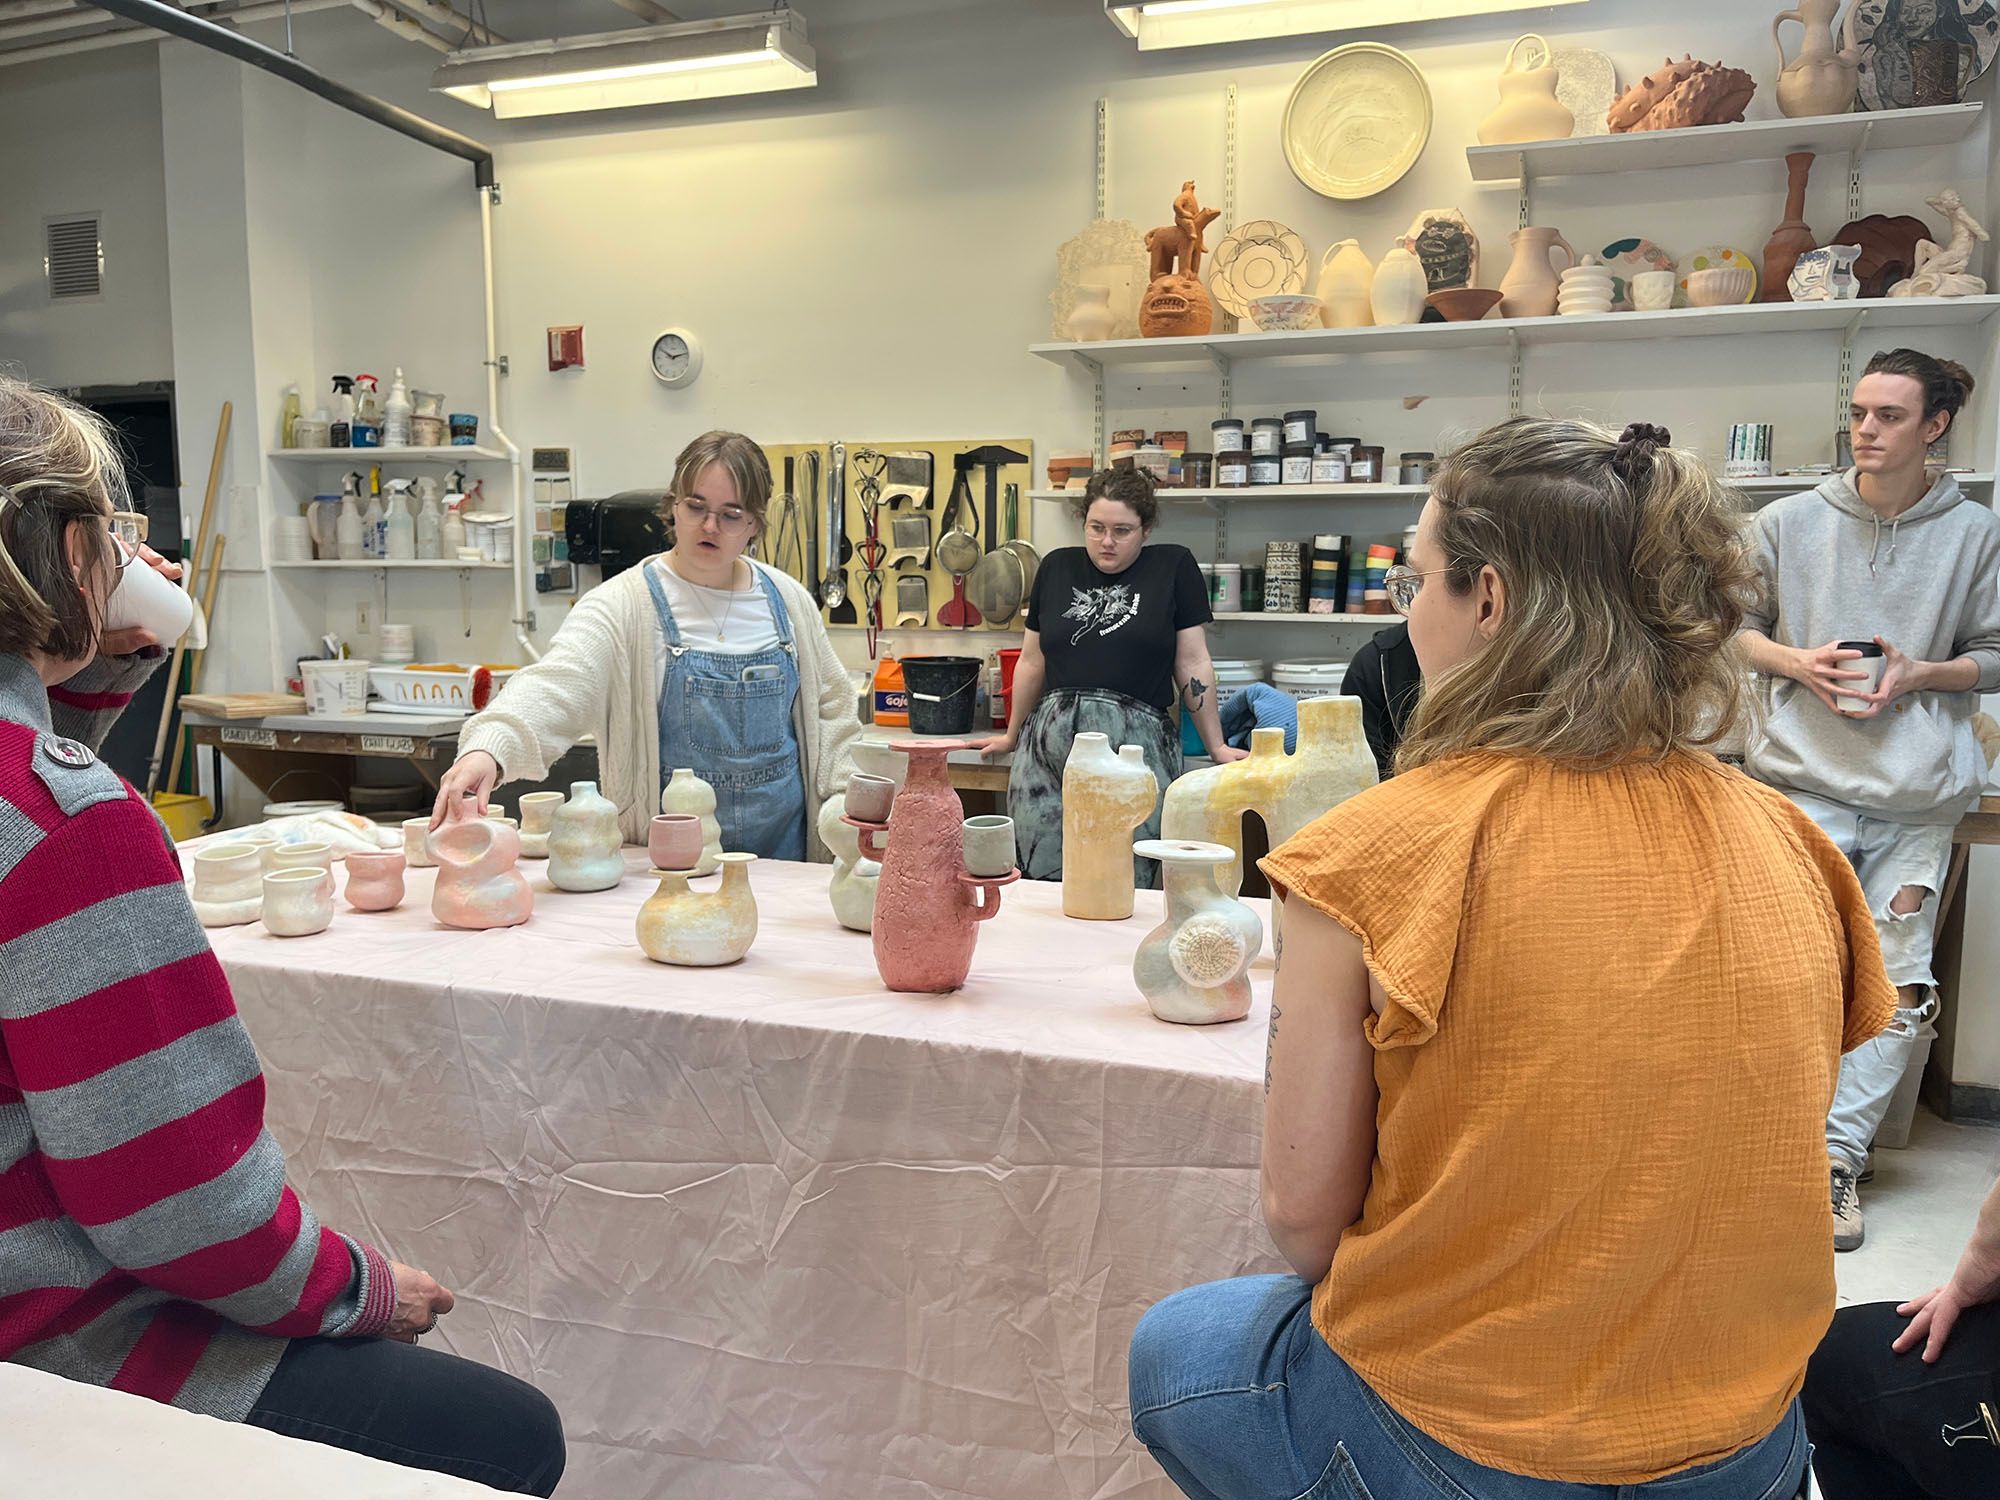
[45,215,103,302]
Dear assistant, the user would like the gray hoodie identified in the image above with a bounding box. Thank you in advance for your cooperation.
[1743,470,2000,825]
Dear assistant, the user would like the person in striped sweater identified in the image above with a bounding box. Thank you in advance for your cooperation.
[0,378,563,1494]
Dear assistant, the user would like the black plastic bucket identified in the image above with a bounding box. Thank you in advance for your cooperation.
[901,655,982,736]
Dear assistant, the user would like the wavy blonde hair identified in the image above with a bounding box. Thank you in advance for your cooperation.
[1396,416,1756,773]
[0,375,126,661]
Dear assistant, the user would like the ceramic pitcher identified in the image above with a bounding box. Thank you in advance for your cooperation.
[1062,733,1160,921]
[1370,238,1429,326]
[659,767,723,876]
[1775,0,1860,118]
[1498,226,1579,319]
[1477,34,1574,146]
[548,780,625,893]
[1132,839,1264,1025]
[1315,240,1376,328]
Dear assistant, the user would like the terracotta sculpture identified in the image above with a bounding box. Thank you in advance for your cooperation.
[518,791,564,859]
[1062,733,1161,921]
[659,767,723,876]
[1132,839,1265,1026]
[851,739,1016,994]
[1610,56,1756,132]
[1758,152,1818,304]
[1140,181,1221,338]
[343,850,406,912]
[430,818,533,931]
[1831,213,1932,299]
[1774,0,1860,117]
[548,780,624,893]
[636,852,759,967]
[1889,191,1990,298]
[818,794,882,933]
[190,844,264,928]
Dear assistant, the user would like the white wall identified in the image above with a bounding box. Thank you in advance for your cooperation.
[0,44,173,388]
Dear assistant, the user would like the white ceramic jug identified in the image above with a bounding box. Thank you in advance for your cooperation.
[1370,238,1429,326]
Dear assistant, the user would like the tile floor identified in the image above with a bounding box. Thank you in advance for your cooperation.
[1836,1109,1999,1308]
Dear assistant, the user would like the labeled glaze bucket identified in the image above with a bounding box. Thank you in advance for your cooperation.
[901,655,982,736]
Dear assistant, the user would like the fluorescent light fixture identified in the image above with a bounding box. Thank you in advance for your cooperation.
[1106,0,1589,50]
[432,9,815,119]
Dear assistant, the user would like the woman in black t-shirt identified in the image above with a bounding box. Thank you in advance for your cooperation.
[975,467,1247,884]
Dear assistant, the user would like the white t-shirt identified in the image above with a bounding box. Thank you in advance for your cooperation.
[648,558,781,678]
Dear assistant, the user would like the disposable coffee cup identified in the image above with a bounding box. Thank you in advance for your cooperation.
[1834,639,1885,713]
[102,549,195,645]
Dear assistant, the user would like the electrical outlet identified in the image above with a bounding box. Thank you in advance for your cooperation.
[356,600,373,635]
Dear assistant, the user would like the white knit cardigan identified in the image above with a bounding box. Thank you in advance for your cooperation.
[458,558,861,860]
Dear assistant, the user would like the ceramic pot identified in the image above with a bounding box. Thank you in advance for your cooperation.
[1065,284,1116,342]
[344,850,406,911]
[1688,267,1757,306]
[1315,239,1375,328]
[262,866,334,937]
[1370,239,1429,326]
[548,780,624,893]
[1631,269,1678,311]
[1407,209,1479,294]
[854,739,1014,993]
[1425,287,1504,322]
[1761,151,1817,303]
[190,845,264,928]
[517,791,564,859]
[1132,839,1264,1025]
[431,818,533,930]
[962,816,1016,880]
[402,818,436,868]
[1477,34,1575,146]
[636,853,759,967]
[1557,256,1615,316]
[1774,0,1860,118]
[1498,226,1577,319]
[1062,732,1161,921]
[659,768,723,876]
[266,840,334,874]
[648,813,703,871]
[818,795,882,933]
[844,772,896,825]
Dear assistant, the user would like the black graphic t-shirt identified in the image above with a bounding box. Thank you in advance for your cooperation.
[1025,543,1212,710]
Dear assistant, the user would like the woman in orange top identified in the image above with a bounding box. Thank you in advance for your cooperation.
[1128,419,1897,1500]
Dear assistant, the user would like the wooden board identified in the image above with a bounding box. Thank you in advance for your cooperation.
[178,693,306,719]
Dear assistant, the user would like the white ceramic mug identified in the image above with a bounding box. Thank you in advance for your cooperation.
[1632,270,1677,312]
[103,547,194,644]
[962,815,1016,879]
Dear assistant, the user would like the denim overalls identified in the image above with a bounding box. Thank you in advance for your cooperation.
[643,563,808,860]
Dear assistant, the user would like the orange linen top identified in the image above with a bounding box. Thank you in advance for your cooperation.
[1260,751,1897,1485]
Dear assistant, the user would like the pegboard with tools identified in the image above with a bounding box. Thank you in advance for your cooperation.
[758,439,1036,656]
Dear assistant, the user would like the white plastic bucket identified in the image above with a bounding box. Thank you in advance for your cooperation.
[301,658,371,716]
[1272,658,1349,702]
[1875,1015,1939,1151]
[1213,659,1265,709]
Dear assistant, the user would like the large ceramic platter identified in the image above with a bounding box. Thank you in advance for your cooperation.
[1850,0,2000,111]
[1050,219,1150,341]
[1208,220,1310,319]
[1283,42,1432,201]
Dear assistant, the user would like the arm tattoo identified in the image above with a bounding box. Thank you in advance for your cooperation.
[1264,1000,1281,1095]
[1184,676,1210,711]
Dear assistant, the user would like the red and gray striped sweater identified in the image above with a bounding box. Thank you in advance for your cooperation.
[0,651,394,1419]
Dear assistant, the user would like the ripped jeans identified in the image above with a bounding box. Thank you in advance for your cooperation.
[1787,792,1954,1173]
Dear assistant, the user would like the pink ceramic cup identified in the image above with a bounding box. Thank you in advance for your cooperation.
[844,771,895,824]
[344,850,407,911]
[649,813,703,871]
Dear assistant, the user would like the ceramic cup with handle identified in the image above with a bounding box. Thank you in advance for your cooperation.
[1834,639,1887,714]
[962,815,1017,879]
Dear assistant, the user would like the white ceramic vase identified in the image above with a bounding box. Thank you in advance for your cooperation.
[517,791,564,860]
[1370,239,1429,326]
[1065,284,1116,342]
[1557,255,1615,316]
[1062,733,1160,921]
[1477,33,1575,145]
[1132,839,1264,1025]
[1316,239,1376,328]
[659,768,723,876]
[636,853,759,966]
[548,780,625,893]
[190,845,265,928]
[818,795,882,933]
[262,866,334,937]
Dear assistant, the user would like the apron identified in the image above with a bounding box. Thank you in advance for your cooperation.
[1010,686,1182,889]
[644,563,808,861]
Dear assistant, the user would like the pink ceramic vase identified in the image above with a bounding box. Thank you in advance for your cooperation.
[854,740,1015,993]
[344,850,407,911]
[648,813,703,872]
[431,818,533,930]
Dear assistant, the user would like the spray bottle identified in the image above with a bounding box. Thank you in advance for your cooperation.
[329,375,356,448]
[383,479,417,559]
[362,466,385,558]
[337,471,365,559]
[383,368,414,449]
[441,491,468,559]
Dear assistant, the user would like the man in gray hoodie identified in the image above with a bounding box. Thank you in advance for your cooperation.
[1740,348,2000,1252]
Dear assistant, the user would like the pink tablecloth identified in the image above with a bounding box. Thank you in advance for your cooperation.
[194,848,1280,1500]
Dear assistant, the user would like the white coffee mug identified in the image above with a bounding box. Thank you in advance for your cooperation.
[1632,270,1677,312]
[103,549,195,645]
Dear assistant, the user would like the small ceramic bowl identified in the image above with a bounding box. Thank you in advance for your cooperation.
[1685,267,1755,307]
[1248,294,1324,332]
[1425,288,1505,322]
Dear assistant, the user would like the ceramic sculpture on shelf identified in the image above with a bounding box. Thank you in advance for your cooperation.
[1406,210,1478,294]
[818,795,882,933]
[1062,733,1162,921]
[1140,181,1222,338]
[1557,255,1616,315]
[1889,191,1990,298]
[1065,285,1116,342]
[548,780,625,892]
[852,740,1016,994]
[636,853,759,967]
[1132,839,1265,1026]
[517,790,564,859]
[430,818,533,931]
[1609,56,1756,132]
[1477,34,1574,145]
[659,767,723,875]
[190,845,264,928]
[1498,226,1578,319]
[1370,238,1429,325]
[1760,152,1818,303]
[1162,697,1378,903]
[262,867,334,938]
[1316,239,1375,328]
[343,850,406,912]
[1774,0,1860,116]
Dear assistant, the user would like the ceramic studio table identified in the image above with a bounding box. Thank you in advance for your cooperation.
[189,846,1280,1500]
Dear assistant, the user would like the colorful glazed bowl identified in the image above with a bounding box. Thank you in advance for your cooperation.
[1249,294,1324,332]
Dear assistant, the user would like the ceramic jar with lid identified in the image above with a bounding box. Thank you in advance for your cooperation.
[1281,445,1314,486]
[1217,454,1250,488]
[1351,446,1387,484]
[1399,452,1438,485]
[1249,454,1282,486]
[1210,417,1245,454]
[1282,410,1318,448]
[1249,418,1284,457]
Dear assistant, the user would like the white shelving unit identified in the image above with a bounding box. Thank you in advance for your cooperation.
[1034,476,1994,505]
[271,559,512,571]
[271,445,508,464]
[1215,612,1381,625]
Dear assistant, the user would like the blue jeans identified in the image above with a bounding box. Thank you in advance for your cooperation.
[1129,1275,1809,1500]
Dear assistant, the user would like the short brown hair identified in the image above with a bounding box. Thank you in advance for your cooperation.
[1072,466,1159,529]
[660,431,773,540]
[0,375,124,661]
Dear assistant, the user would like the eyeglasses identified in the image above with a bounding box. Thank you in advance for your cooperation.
[1385,563,1458,615]
[107,511,148,568]
[675,497,751,534]
[1084,521,1141,542]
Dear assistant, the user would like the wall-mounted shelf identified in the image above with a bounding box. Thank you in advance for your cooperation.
[1030,484,1430,504]
[1213,612,1384,626]
[1465,102,1984,184]
[1734,471,1994,492]
[270,446,508,463]
[271,560,512,571]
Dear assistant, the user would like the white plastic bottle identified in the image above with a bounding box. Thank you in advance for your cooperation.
[441,493,468,558]
[415,491,443,560]
[278,383,302,449]
[383,368,414,449]
[337,496,365,560]
[384,482,416,559]
[362,490,385,559]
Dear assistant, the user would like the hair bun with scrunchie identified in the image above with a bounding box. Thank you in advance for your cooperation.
[1612,422,1671,494]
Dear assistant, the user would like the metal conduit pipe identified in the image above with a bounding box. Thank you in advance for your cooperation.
[0,0,353,64]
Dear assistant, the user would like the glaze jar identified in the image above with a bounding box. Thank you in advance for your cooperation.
[1217,455,1250,488]
[1181,452,1214,488]
[1351,445,1386,484]
[1280,444,1315,486]
[1249,418,1284,457]
[1249,455,1282,486]
[1210,417,1245,454]
[1282,409,1318,447]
